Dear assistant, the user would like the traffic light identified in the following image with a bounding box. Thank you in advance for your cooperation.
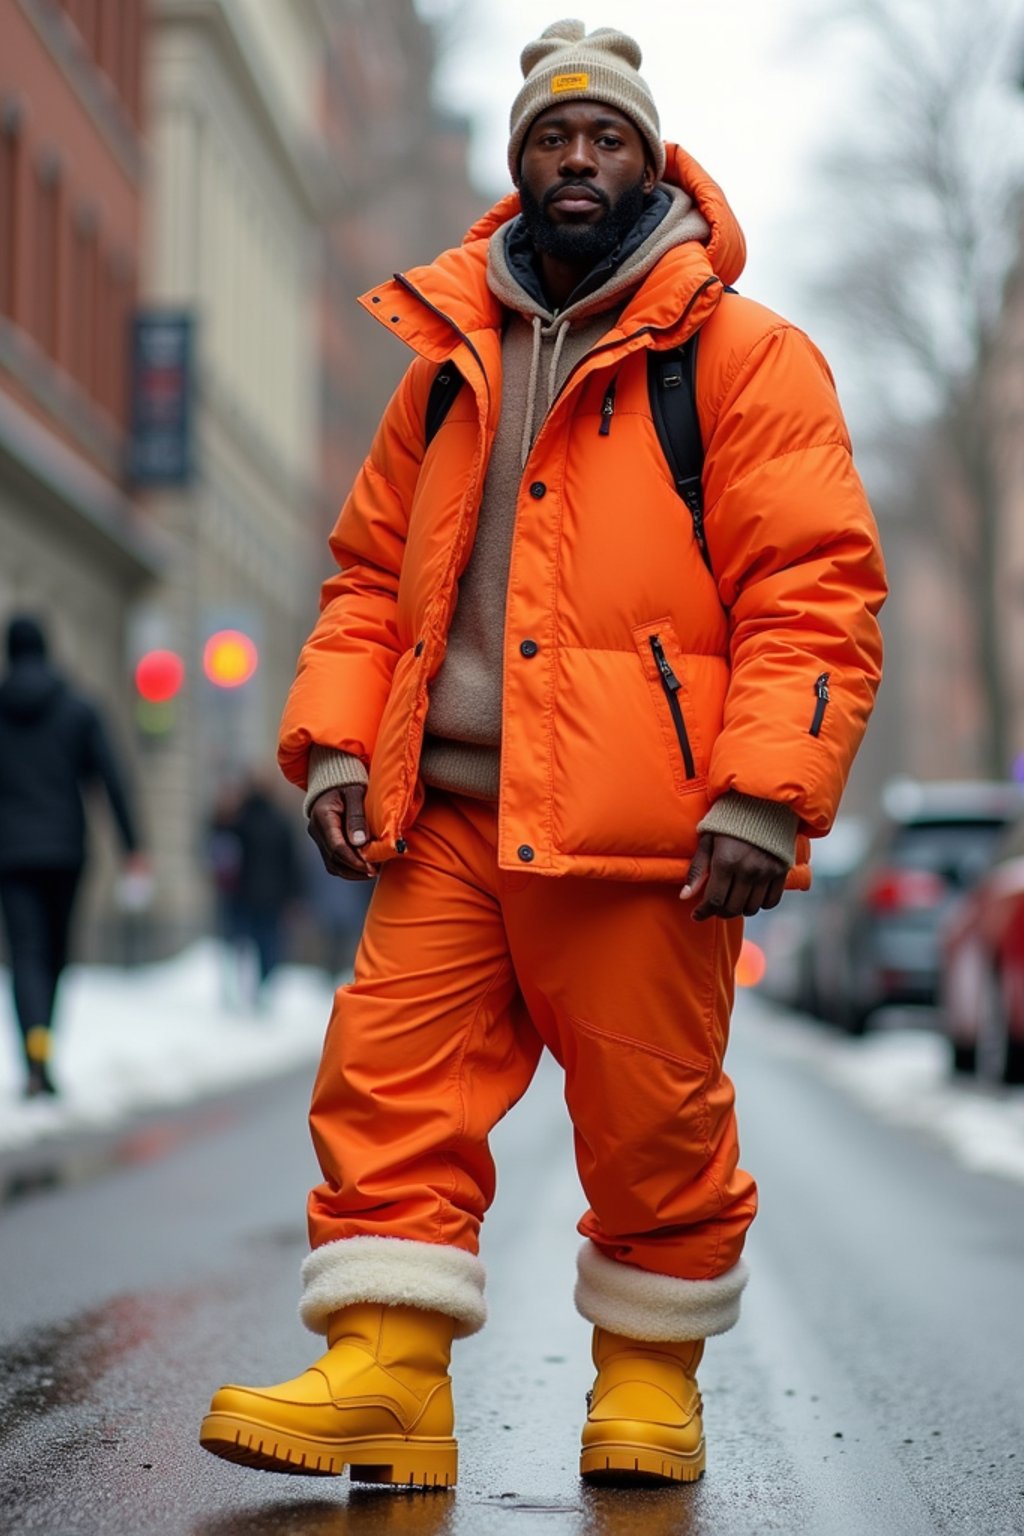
[134,648,185,736]
[202,629,258,689]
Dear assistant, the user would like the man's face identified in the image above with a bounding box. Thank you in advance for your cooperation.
[517,101,655,267]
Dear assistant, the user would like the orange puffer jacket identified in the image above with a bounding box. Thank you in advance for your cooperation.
[279,144,886,887]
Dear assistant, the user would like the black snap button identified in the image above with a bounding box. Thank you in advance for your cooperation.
[395,838,408,854]
[529,481,547,499]
[390,315,400,323]
[414,639,425,657]
[520,639,538,658]
[371,295,381,304]
[517,844,535,863]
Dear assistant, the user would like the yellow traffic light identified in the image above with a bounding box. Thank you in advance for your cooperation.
[202,629,258,689]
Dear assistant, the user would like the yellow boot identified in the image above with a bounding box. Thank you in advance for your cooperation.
[580,1327,706,1484]
[199,1303,458,1486]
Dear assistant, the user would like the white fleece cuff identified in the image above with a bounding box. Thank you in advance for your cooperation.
[300,1236,487,1339]
[575,1241,749,1341]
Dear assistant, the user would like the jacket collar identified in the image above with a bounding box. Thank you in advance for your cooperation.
[359,143,745,360]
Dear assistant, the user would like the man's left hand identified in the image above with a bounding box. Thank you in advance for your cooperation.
[680,833,787,921]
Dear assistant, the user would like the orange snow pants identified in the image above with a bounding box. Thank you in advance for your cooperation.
[308,790,757,1281]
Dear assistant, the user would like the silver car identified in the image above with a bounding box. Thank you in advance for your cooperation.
[810,779,1024,1035]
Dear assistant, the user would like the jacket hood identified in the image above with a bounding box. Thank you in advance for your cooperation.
[466,143,745,290]
[0,658,65,722]
[361,143,746,359]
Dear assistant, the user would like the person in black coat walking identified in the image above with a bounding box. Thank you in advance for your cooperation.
[222,773,302,1008]
[0,615,144,1096]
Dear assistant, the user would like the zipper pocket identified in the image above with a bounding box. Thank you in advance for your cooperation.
[809,672,830,736]
[598,377,617,436]
[650,635,697,778]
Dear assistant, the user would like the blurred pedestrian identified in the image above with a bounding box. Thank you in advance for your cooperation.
[301,830,373,982]
[0,614,145,1097]
[225,773,302,1008]
[204,779,245,1005]
[202,18,886,1490]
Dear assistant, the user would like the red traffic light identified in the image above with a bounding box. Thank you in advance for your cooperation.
[134,649,185,703]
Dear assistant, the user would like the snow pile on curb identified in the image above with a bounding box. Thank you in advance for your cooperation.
[0,943,335,1153]
[818,1026,1024,1185]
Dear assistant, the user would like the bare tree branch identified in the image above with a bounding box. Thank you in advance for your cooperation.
[806,0,1024,774]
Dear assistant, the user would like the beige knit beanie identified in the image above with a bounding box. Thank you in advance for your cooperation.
[508,19,665,184]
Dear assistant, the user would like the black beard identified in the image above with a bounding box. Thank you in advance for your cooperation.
[519,176,648,268]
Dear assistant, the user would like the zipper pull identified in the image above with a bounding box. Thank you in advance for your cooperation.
[650,635,681,691]
[691,500,707,555]
[599,379,617,436]
[809,672,830,737]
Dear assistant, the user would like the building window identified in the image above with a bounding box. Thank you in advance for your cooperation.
[63,0,99,60]
[71,207,98,392]
[105,252,134,426]
[33,153,61,358]
[96,1,126,109]
[122,0,143,124]
[0,107,20,319]
[56,0,141,123]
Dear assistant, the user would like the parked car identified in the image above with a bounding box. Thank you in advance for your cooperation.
[811,779,1024,1035]
[939,811,1024,1084]
[749,816,868,1013]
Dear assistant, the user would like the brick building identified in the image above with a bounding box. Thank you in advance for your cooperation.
[0,0,158,953]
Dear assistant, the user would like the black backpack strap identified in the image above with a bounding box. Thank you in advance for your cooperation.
[646,286,736,576]
[647,334,711,573]
[424,362,464,449]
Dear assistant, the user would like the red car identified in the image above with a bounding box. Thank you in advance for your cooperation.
[940,813,1024,1084]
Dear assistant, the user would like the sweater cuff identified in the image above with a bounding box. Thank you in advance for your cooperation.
[697,792,799,868]
[303,745,369,818]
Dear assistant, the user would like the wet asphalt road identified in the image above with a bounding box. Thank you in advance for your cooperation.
[1,997,1023,1536]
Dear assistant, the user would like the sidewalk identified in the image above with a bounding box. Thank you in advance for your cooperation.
[0,943,335,1154]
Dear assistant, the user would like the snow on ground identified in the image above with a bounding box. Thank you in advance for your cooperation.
[737,991,1024,1188]
[0,943,335,1154]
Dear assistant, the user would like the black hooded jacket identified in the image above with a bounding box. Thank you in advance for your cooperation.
[0,654,138,872]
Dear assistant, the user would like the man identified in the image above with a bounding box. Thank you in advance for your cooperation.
[201,20,885,1487]
[0,615,143,1096]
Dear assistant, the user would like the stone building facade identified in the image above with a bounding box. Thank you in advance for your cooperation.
[137,0,331,949]
[140,0,483,951]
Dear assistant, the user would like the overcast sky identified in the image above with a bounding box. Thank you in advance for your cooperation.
[416,0,855,321]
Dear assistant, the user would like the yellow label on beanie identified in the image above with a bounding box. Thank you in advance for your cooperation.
[552,72,590,94]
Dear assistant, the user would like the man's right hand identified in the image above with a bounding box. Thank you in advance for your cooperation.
[307,784,378,880]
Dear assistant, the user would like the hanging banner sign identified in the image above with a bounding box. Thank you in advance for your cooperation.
[128,310,195,485]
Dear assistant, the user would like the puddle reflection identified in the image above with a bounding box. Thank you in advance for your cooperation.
[192,1488,457,1536]
[191,1483,710,1536]
[580,1485,705,1535]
